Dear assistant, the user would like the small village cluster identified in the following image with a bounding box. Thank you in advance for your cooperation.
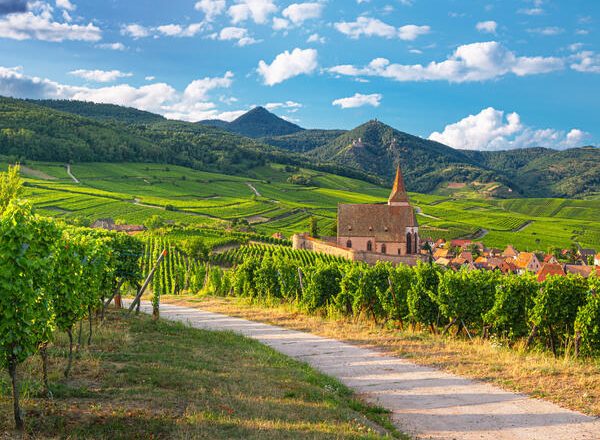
[425,237,600,282]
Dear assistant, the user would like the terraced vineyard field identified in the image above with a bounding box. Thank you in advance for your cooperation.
[8,161,600,251]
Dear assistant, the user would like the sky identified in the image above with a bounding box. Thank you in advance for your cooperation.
[0,0,598,151]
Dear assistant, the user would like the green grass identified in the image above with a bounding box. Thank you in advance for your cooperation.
[0,310,406,439]
[13,161,600,251]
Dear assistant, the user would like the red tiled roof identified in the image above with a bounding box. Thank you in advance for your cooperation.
[565,265,593,278]
[537,263,565,282]
[451,239,472,248]
[338,204,417,242]
[515,252,535,269]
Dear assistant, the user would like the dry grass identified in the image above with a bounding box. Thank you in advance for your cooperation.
[161,295,600,417]
[1,310,406,439]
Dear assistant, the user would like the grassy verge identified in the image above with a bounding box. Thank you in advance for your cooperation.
[0,310,406,439]
[161,295,600,417]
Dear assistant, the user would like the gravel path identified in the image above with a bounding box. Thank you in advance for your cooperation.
[132,301,600,440]
[66,164,80,184]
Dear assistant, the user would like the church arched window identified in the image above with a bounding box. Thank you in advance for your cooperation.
[406,233,412,254]
[346,240,352,248]
[413,234,418,254]
[367,241,373,252]
[381,244,387,254]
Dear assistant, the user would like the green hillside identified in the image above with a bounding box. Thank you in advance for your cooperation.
[9,160,600,252]
[260,129,347,152]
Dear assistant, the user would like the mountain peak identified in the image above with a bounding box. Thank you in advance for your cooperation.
[227,106,304,138]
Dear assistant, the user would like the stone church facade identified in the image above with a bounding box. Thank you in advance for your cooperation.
[293,162,422,265]
[337,164,419,256]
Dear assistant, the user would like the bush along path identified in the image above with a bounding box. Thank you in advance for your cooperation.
[130,300,600,440]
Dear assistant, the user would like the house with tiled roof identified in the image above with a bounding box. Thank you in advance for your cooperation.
[515,252,541,274]
[565,264,594,278]
[458,251,473,263]
[596,253,600,266]
[434,248,452,260]
[451,239,472,249]
[536,263,566,282]
[502,245,519,259]
[435,257,452,267]
[543,254,559,264]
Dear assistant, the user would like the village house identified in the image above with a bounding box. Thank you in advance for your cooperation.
[91,218,145,234]
[514,252,542,274]
[536,263,566,282]
[502,245,519,259]
[596,253,600,266]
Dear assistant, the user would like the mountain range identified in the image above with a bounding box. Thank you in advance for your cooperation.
[1,97,598,199]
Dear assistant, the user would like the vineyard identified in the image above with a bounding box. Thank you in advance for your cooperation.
[0,165,146,430]
[210,243,348,267]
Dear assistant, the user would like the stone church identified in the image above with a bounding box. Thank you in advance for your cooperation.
[336,163,419,256]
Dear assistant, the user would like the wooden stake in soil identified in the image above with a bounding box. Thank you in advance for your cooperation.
[129,250,167,314]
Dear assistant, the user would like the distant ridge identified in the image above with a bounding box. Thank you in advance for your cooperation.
[199,106,304,138]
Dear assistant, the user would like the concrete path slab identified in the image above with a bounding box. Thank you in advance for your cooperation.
[130,301,600,440]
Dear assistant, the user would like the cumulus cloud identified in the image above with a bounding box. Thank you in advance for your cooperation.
[121,22,203,38]
[257,47,318,86]
[334,17,430,40]
[332,92,382,109]
[0,0,27,15]
[229,0,277,24]
[307,32,325,43]
[194,0,226,21]
[570,51,600,73]
[210,26,259,46]
[265,101,302,111]
[69,69,133,83]
[282,2,323,25]
[0,65,241,122]
[476,20,497,34]
[0,2,101,42]
[56,0,75,11]
[329,41,564,83]
[429,107,589,150]
[96,42,126,51]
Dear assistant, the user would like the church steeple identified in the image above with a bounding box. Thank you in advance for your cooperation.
[388,162,409,206]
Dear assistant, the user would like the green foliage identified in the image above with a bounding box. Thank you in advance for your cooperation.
[254,256,282,300]
[436,269,502,331]
[301,263,343,313]
[0,164,22,212]
[144,215,165,230]
[483,273,539,340]
[379,264,413,324]
[407,262,441,328]
[352,262,389,320]
[0,201,59,366]
[530,275,589,349]
[575,276,600,355]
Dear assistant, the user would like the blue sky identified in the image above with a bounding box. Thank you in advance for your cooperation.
[0,0,598,150]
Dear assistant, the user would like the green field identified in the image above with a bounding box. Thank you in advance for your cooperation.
[12,161,600,251]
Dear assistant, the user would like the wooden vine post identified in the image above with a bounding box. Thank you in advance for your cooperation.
[128,249,167,319]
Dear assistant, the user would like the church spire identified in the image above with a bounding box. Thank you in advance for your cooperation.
[388,162,409,206]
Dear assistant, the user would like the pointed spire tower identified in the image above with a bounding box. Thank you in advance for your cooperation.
[388,161,409,206]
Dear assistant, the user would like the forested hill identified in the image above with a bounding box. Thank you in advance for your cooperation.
[199,106,304,138]
[31,99,166,124]
[309,120,503,194]
[0,97,380,183]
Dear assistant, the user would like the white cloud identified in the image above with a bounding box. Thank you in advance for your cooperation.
[429,107,589,150]
[257,47,318,86]
[265,101,302,110]
[121,23,150,38]
[518,7,543,15]
[194,0,226,21]
[332,92,382,109]
[282,2,323,25]
[157,23,203,37]
[96,42,126,51]
[0,65,241,122]
[476,20,497,34]
[229,0,277,24]
[69,69,133,83]
[121,22,203,38]
[272,17,289,30]
[334,16,430,40]
[56,0,75,11]
[0,4,101,42]
[527,26,564,36]
[307,32,325,43]
[211,26,259,46]
[145,76,156,81]
[570,51,600,73]
[329,41,564,83]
